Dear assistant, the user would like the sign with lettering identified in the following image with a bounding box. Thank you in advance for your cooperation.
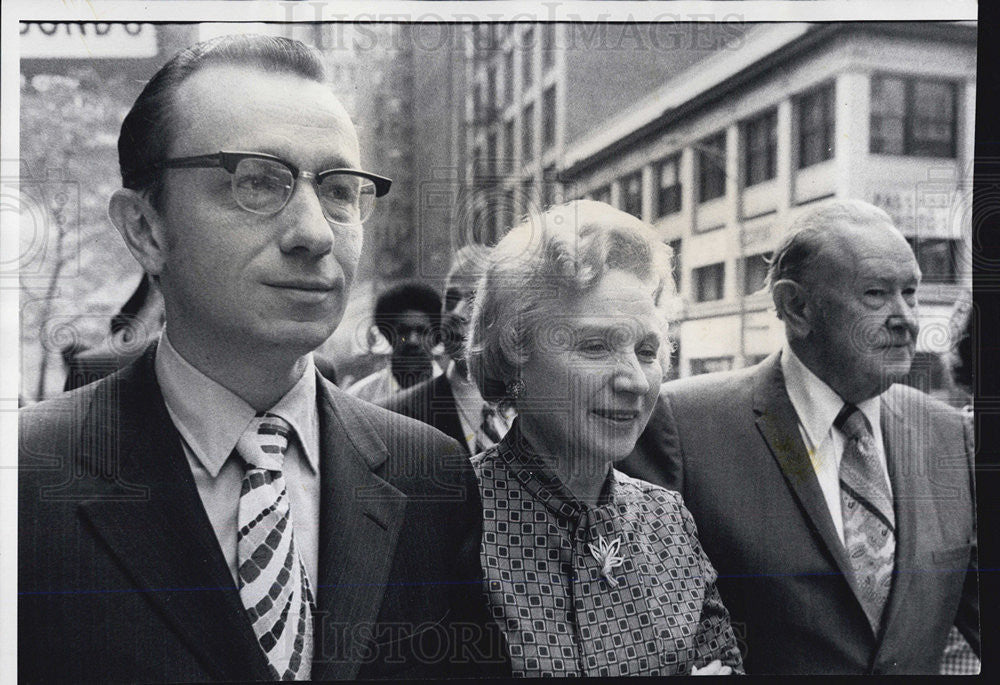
[20,23,157,59]
[868,189,960,240]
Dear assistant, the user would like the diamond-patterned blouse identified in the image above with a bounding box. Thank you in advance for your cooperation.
[471,424,744,677]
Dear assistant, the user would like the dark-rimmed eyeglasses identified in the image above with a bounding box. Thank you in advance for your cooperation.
[138,151,391,226]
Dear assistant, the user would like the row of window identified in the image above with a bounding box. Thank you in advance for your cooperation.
[591,74,958,220]
[472,24,557,125]
[688,237,959,305]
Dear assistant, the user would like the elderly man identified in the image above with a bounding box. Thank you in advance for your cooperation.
[19,35,507,682]
[622,199,978,674]
[381,245,512,455]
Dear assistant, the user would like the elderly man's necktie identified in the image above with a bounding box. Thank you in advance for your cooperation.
[236,413,313,680]
[835,404,895,634]
[475,403,504,453]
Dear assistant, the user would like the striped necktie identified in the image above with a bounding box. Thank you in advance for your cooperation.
[835,403,895,633]
[236,413,313,680]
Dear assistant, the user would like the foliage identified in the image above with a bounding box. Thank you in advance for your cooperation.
[19,65,140,399]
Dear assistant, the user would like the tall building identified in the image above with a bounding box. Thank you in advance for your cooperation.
[557,22,975,390]
[460,23,749,246]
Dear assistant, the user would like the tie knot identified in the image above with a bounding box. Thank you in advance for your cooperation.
[237,412,293,472]
[834,403,872,442]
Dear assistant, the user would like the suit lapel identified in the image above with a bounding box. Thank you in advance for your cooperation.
[75,347,271,681]
[434,374,469,453]
[312,377,408,680]
[752,353,869,620]
[873,387,922,655]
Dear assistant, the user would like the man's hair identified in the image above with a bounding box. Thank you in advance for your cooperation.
[467,199,677,403]
[118,34,326,209]
[373,281,442,341]
[765,199,896,295]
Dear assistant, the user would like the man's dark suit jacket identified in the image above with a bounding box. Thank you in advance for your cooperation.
[381,374,470,455]
[19,346,509,681]
[620,352,978,675]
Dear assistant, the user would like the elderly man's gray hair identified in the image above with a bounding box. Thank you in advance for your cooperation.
[765,199,897,294]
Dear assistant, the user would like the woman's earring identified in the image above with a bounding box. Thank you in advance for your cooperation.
[506,378,525,400]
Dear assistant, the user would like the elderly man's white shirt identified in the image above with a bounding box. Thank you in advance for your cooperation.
[780,344,893,544]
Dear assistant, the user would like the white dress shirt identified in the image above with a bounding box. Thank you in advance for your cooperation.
[155,332,321,585]
[780,344,893,544]
[346,360,443,404]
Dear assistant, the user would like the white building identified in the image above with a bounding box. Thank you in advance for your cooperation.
[559,22,975,390]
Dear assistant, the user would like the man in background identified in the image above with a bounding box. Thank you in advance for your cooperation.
[623,199,978,674]
[381,245,512,455]
[346,281,441,403]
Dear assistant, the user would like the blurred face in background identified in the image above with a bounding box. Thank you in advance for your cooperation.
[388,308,436,383]
[441,275,478,373]
[517,268,663,470]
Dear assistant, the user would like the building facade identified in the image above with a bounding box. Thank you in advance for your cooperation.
[558,22,975,390]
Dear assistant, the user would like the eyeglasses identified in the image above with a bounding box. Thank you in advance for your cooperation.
[140,151,392,225]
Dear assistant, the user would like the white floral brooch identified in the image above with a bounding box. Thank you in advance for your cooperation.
[587,535,625,587]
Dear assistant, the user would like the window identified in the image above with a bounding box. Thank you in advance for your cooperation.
[503,119,515,169]
[697,133,727,203]
[690,356,734,376]
[693,262,725,302]
[542,86,557,150]
[591,185,611,204]
[472,83,482,123]
[907,238,960,284]
[521,27,534,91]
[522,102,534,161]
[504,50,514,104]
[486,133,498,177]
[487,66,497,107]
[656,155,682,217]
[542,24,556,70]
[741,252,772,295]
[797,82,835,168]
[667,238,682,292]
[620,170,643,218]
[871,75,956,157]
[743,109,777,186]
[472,145,485,178]
[542,164,559,207]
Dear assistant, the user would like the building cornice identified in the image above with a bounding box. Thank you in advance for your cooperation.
[562,21,976,179]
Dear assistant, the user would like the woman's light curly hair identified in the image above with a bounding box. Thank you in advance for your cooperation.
[466,199,678,403]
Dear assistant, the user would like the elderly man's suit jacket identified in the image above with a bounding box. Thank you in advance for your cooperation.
[620,352,978,675]
[19,346,509,682]
[380,374,470,455]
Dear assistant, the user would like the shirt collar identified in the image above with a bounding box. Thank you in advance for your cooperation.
[446,359,483,402]
[781,343,881,447]
[155,331,319,478]
[495,419,616,523]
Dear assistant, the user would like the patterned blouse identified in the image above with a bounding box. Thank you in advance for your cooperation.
[471,423,744,677]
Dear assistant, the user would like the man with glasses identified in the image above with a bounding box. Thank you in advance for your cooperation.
[19,34,508,682]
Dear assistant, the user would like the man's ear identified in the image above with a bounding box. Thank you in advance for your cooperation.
[108,188,168,276]
[772,279,813,338]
